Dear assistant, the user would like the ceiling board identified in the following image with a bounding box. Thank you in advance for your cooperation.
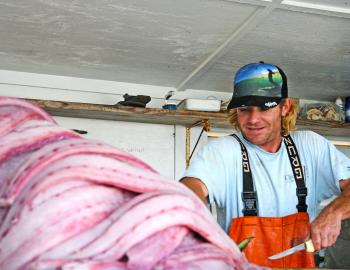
[188,6,350,100]
[0,0,348,101]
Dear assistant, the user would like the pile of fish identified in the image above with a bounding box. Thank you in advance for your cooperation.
[0,97,267,270]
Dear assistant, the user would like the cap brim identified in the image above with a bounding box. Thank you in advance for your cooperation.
[227,96,282,110]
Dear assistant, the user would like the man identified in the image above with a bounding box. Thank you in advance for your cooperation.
[181,62,350,268]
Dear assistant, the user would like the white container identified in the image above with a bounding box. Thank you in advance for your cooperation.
[177,99,221,112]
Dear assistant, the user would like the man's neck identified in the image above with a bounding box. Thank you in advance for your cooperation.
[242,133,283,153]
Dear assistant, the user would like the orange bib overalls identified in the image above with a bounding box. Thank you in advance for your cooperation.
[228,134,315,268]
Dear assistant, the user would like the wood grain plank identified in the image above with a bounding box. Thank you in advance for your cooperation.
[26,98,350,136]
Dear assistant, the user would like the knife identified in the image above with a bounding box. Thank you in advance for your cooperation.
[268,239,315,260]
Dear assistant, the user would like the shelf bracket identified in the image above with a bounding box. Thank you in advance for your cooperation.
[185,120,211,168]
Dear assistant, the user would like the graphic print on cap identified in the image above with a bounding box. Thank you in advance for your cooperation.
[234,63,283,98]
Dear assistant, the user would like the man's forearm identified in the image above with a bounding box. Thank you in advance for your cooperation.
[310,178,350,250]
[329,178,350,220]
[180,177,209,203]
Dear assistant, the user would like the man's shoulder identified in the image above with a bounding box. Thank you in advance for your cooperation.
[289,130,329,150]
[203,134,242,156]
[207,133,240,147]
[289,130,325,141]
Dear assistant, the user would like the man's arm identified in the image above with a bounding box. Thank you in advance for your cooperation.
[180,177,209,204]
[311,178,350,250]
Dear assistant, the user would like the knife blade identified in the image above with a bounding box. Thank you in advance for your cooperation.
[268,239,314,260]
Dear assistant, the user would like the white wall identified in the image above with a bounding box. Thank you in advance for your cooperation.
[54,117,208,181]
[54,116,176,180]
[0,70,224,181]
[0,70,231,107]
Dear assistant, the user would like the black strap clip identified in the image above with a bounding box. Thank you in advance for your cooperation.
[242,191,257,216]
[296,187,308,212]
[296,204,308,212]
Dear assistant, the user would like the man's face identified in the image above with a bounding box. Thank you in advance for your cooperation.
[237,104,286,152]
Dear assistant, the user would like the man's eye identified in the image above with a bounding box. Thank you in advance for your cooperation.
[238,108,248,112]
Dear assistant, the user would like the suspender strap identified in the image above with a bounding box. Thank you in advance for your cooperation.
[232,133,308,216]
[283,134,308,212]
[231,134,257,216]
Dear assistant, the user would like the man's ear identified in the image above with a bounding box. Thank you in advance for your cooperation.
[281,98,292,117]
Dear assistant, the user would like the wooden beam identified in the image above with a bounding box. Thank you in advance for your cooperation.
[27,99,229,128]
[27,98,350,137]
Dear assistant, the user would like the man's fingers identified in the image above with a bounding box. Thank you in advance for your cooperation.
[329,232,339,246]
[310,211,342,250]
[311,231,329,250]
[312,230,339,250]
[311,232,321,250]
[329,234,334,246]
[321,235,328,248]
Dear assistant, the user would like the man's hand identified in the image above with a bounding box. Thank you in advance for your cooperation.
[310,206,342,250]
[311,178,350,250]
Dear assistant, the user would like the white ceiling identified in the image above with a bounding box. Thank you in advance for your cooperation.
[0,0,349,101]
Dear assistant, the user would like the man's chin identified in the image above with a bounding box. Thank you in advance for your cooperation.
[247,137,262,145]
[244,132,269,145]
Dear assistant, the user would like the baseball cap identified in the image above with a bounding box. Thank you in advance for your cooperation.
[227,61,288,110]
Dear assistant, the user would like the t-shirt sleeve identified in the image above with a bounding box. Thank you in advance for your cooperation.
[308,132,350,201]
[183,137,237,207]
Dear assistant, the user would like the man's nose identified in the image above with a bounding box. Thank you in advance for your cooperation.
[247,108,260,123]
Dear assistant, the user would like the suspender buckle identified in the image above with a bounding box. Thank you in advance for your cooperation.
[296,204,308,212]
[296,187,308,212]
[242,191,257,216]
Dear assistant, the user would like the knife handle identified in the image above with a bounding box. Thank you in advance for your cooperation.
[305,239,315,252]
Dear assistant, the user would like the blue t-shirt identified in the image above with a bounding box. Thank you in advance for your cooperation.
[183,130,350,232]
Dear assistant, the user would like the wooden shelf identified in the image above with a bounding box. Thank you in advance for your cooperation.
[27,99,350,137]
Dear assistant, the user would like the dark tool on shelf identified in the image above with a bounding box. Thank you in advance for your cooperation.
[116,93,151,108]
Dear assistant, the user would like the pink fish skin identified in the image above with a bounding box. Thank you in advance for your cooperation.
[0,97,267,270]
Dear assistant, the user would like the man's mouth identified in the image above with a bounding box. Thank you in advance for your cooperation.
[247,126,264,132]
